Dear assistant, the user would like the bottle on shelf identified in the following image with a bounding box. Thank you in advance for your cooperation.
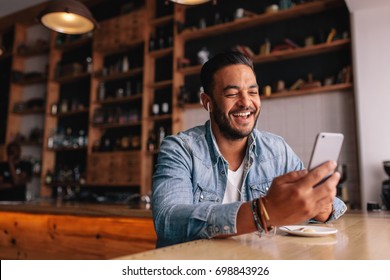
[136,81,142,94]
[122,56,129,72]
[47,129,55,149]
[126,81,132,96]
[45,170,53,185]
[149,34,156,51]
[147,130,156,151]
[60,99,68,113]
[161,102,169,114]
[85,56,93,73]
[158,126,166,148]
[98,82,106,101]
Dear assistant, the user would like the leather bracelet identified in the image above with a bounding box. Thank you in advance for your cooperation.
[250,199,264,236]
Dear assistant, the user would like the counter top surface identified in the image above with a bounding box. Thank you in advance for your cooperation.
[117,211,390,259]
[0,200,152,218]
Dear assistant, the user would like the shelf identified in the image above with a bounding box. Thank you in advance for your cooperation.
[48,147,87,152]
[16,47,50,58]
[182,83,353,108]
[55,37,92,52]
[253,39,351,64]
[45,181,85,187]
[54,72,90,84]
[96,94,142,105]
[262,83,353,100]
[94,67,143,82]
[146,150,160,156]
[149,114,172,122]
[13,76,47,86]
[149,47,173,59]
[20,141,43,147]
[178,39,351,76]
[149,80,173,89]
[51,109,89,117]
[92,121,142,129]
[149,15,174,26]
[183,103,203,110]
[179,0,344,41]
[91,150,141,156]
[94,39,144,55]
[13,108,45,115]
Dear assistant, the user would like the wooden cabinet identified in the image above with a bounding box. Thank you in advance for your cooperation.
[87,152,141,186]
[1,0,354,202]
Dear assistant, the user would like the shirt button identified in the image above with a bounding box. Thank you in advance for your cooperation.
[215,227,220,233]
[216,198,220,202]
[223,225,230,231]
[221,170,225,175]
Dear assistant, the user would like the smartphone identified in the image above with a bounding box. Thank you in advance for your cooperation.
[308,132,344,185]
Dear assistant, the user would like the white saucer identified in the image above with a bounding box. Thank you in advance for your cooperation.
[279,225,338,237]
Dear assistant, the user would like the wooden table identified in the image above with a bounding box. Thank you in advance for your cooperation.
[117,211,390,260]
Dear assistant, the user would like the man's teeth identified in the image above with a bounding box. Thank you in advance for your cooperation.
[233,112,251,117]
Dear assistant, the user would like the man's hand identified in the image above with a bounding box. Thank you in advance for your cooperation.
[313,203,333,222]
[264,161,340,226]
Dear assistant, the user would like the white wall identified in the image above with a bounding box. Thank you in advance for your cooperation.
[345,0,390,209]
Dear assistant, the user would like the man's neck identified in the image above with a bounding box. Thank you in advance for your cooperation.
[211,124,248,171]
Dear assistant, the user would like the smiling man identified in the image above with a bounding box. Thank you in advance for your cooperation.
[152,51,346,248]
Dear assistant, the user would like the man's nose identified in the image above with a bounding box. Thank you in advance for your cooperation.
[237,92,251,108]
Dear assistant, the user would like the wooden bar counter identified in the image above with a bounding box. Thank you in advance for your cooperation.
[0,201,156,260]
[117,211,390,260]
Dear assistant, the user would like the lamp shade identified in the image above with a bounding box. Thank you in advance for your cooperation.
[170,0,211,5]
[38,0,97,34]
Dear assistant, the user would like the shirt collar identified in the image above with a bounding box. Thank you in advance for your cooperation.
[205,120,258,164]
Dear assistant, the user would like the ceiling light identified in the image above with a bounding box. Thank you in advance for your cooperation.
[38,0,97,35]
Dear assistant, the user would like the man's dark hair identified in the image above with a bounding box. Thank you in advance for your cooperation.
[200,51,255,96]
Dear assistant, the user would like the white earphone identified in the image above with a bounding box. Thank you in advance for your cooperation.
[207,103,210,112]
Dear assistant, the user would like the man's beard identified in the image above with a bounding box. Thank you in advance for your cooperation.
[211,102,259,141]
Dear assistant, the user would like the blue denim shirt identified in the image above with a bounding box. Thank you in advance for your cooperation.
[152,121,347,248]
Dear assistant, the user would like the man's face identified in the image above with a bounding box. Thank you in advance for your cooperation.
[209,64,261,140]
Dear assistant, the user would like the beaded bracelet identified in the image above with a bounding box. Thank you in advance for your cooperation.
[250,199,264,236]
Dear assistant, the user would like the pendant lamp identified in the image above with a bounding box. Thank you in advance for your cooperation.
[169,0,212,5]
[38,0,97,34]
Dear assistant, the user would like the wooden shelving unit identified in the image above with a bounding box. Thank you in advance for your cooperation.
[178,0,344,41]
[96,94,142,105]
[2,22,50,199]
[94,67,143,82]
[54,72,90,84]
[1,0,353,201]
[178,39,351,76]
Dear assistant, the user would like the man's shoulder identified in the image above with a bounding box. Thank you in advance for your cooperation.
[175,124,207,142]
[253,129,286,144]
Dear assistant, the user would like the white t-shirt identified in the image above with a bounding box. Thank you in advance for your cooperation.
[222,160,245,203]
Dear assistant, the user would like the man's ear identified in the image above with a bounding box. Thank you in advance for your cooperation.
[200,92,211,112]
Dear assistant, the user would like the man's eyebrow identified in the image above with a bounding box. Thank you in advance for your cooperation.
[223,85,240,91]
[223,84,259,91]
